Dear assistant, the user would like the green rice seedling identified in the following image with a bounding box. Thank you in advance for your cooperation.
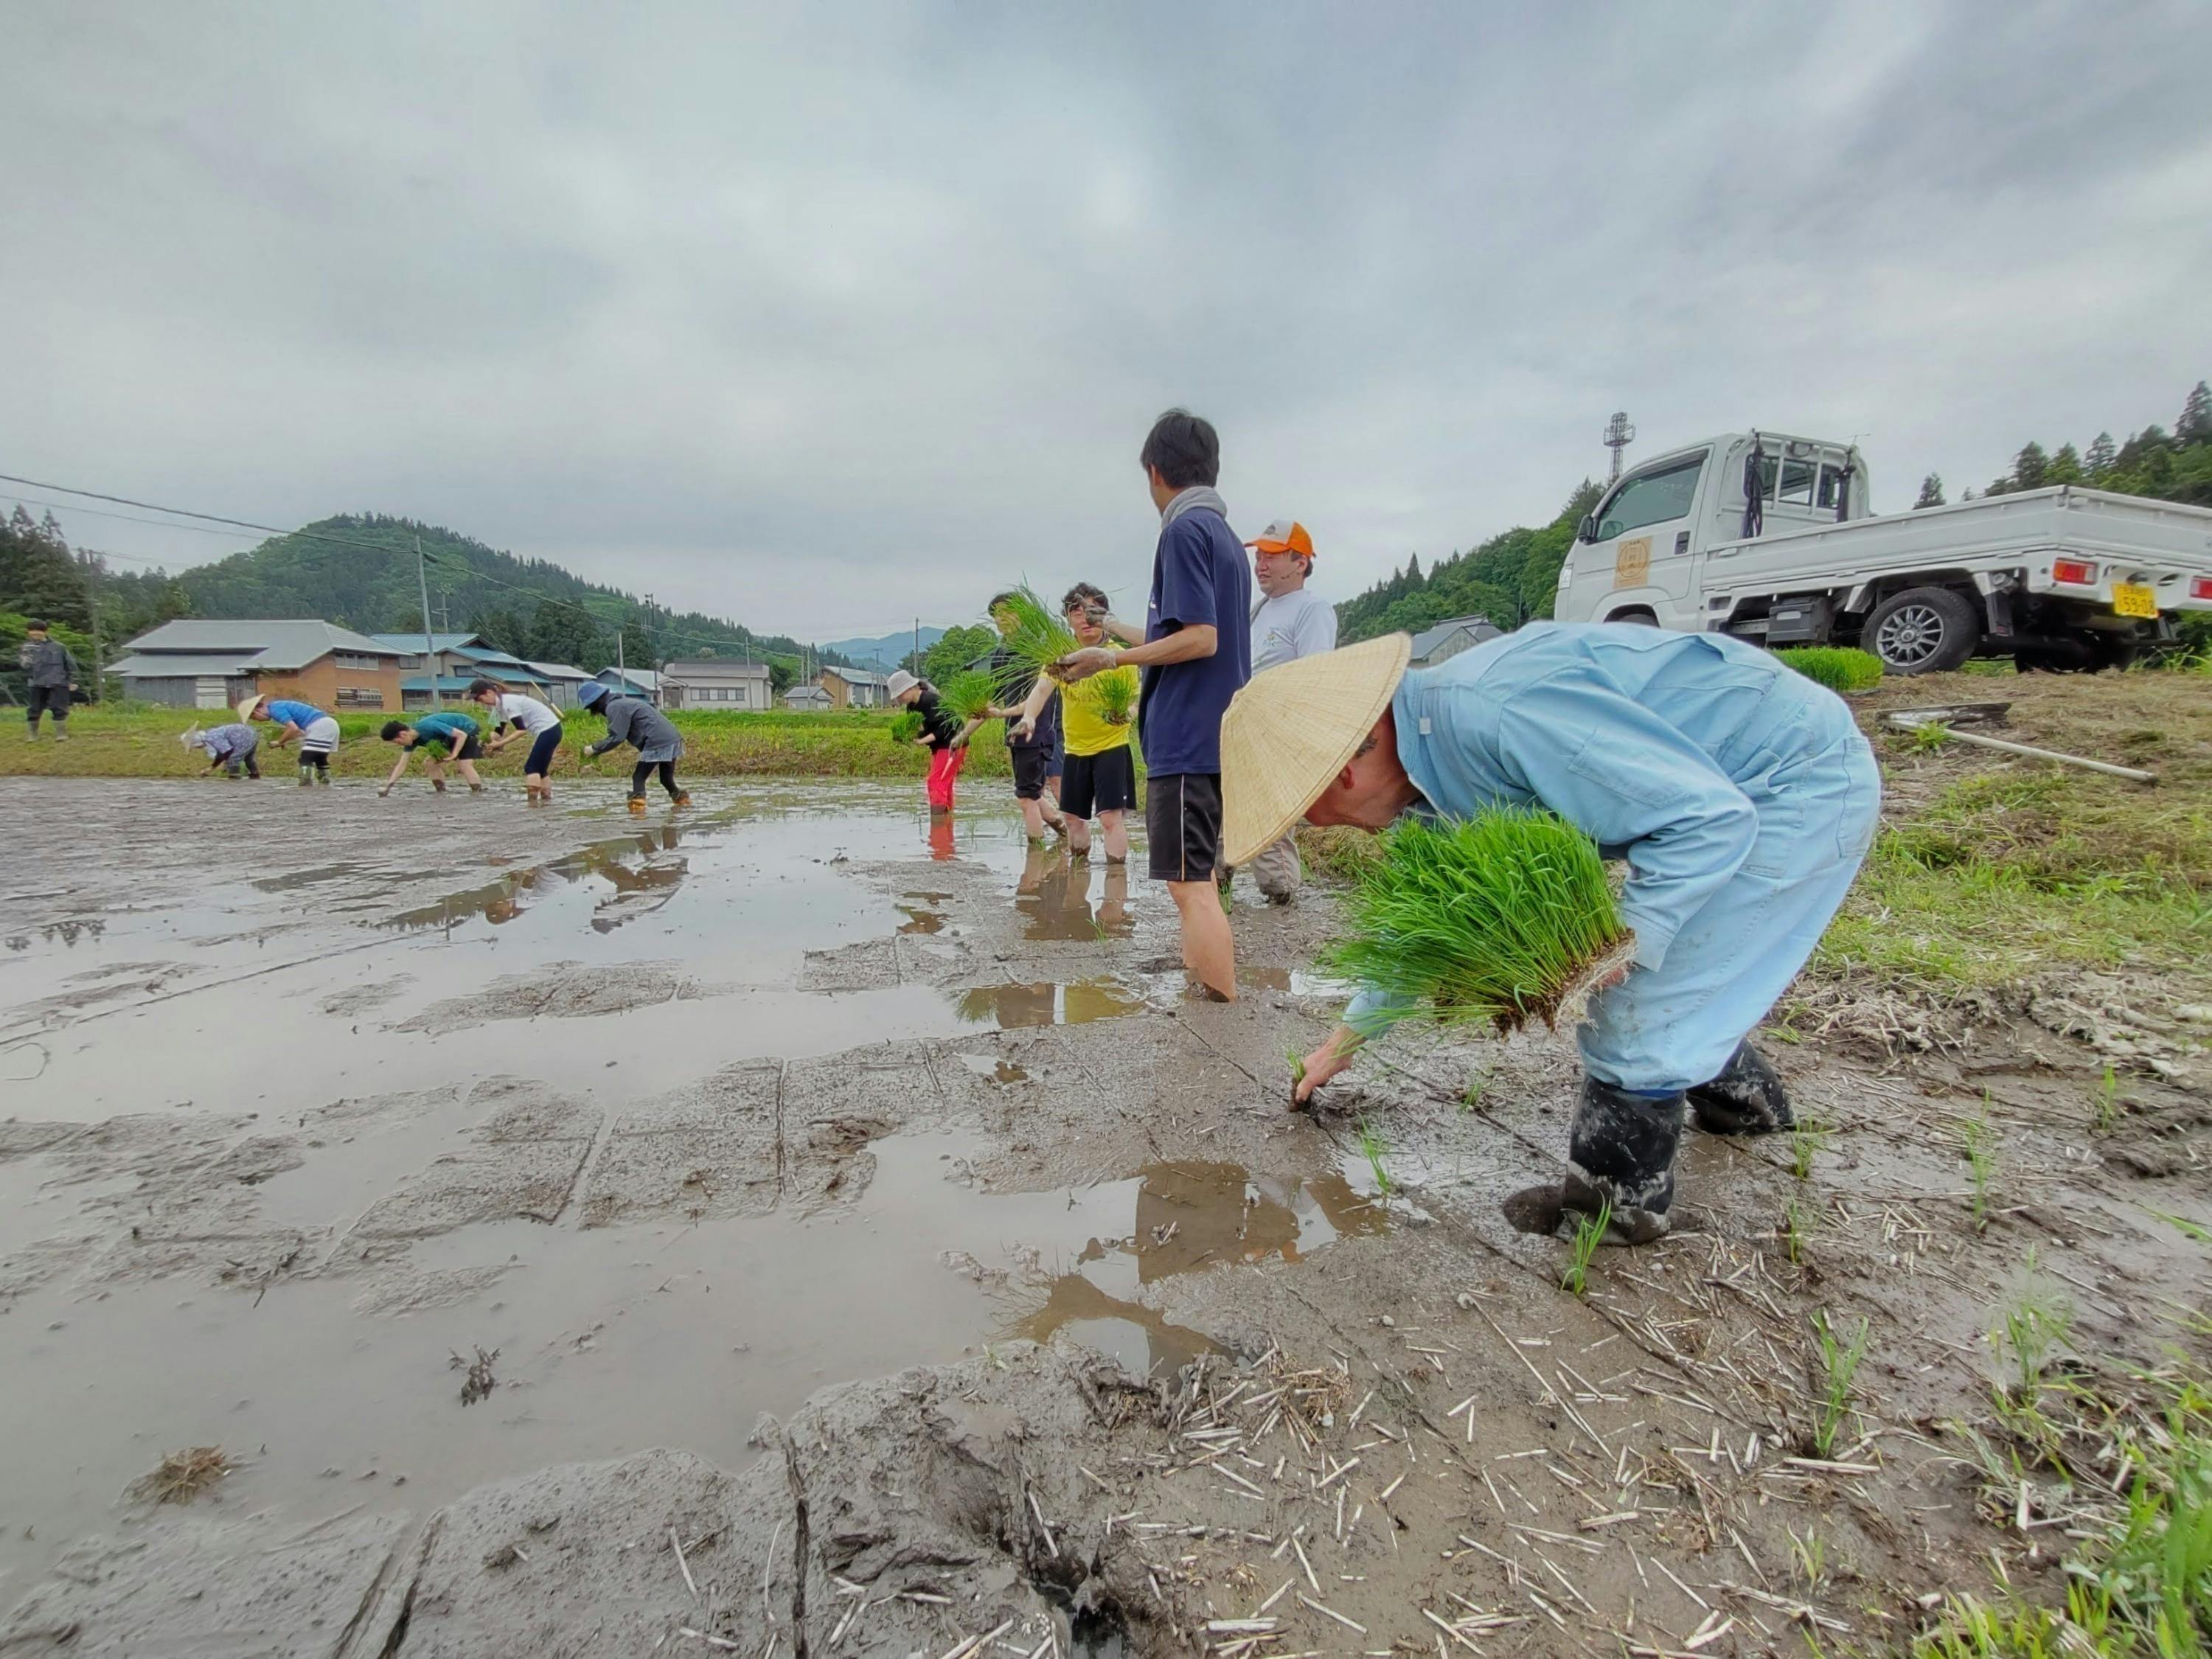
[1787,1526,1826,1590]
[1777,646,1885,695]
[1088,669,1137,727]
[2146,1208,2212,1245]
[987,585,1081,686]
[937,670,998,726]
[1561,1200,1608,1298]
[1356,1116,1393,1200]
[1809,1309,1870,1457]
[1287,1047,1307,1090]
[2092,1064,2123,1134]
[1459,1066,1493,1116]
[1790,1115,1832,1180]
[1322,810,1632,1036]
[1781,1197,1812,1267]
[1992,1251,2073,1403]
[1960,1105,1997,1231]
[888,709,924,745]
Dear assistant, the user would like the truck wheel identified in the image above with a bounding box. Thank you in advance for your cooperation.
[1607,608,1658,626]
[1865,586,1979,674]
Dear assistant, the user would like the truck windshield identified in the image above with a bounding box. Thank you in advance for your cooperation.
[1596,452,1706,540]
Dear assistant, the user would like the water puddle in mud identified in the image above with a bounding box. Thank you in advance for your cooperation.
[1015,849,1134,942]
[1242,965,1354,998]
[951,978,1147,1029]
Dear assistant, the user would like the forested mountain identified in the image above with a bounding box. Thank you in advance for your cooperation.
[1338,379,2212,644]
[167,515,844,677]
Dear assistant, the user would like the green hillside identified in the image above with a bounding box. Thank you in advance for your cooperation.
[170,512,841,678]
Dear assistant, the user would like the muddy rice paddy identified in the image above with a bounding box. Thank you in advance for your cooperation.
[0,775,2205,1657]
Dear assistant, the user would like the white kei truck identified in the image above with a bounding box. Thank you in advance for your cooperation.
[1553,431,2212,672]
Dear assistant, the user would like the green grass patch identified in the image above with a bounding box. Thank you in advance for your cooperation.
[1323,809,1630,1034]
[1778,645,1886,694]
[0,702,1018,782]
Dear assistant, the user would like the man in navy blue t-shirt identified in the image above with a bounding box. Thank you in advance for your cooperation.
[1057,408,1251,999]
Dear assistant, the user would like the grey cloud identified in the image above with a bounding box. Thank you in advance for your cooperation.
[5,0,2208,640]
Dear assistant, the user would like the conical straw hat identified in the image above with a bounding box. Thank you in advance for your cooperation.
[1220,633,1412,867]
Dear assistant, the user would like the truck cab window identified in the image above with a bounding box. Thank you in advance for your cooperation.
[1596,452,1708,540]
[1778,458,1817,506]
[1818,463,1851,512]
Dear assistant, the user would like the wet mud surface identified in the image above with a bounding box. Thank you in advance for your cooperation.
[1,777,2207,1655]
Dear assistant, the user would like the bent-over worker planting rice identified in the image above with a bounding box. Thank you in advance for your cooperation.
[1217,622,1880,1245]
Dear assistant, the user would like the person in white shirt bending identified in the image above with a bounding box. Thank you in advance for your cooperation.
[1237,519,1338,904]
[469,679,567,804]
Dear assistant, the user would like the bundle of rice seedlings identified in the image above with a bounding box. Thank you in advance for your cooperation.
[988,585,1081,686]
[1088,669,1137,727]
[888,709,924,745]
[1322,809,1632,1035]
[1777,646,1885,694]
[938,669,998,725]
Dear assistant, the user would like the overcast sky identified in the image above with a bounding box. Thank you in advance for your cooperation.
[7,1,2209,644]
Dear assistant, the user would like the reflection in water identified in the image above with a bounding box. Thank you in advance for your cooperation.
[957,1053,1030,1084]
[953,977,1144,1029]
[5,919,108,952]
[1014,846,1132,942]
[379,830,689,936]
[896,905,945,936]
[251,864,372,894]
[1239,965,1354,998]
[1018,1161,1385,1375]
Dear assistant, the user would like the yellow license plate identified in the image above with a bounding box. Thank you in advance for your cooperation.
[2112,582,2158,619]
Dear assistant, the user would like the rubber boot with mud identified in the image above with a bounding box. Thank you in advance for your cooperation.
[1559,1074,1683,1246]
[1687,1042,1794,1135]
[627,795,647,815]
[672,791,692,808]
[431,776,446,793]
[297,762,314,786]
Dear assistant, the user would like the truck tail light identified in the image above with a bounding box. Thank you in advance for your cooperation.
[2193,577,2212,601]
[2052,558,2098,585]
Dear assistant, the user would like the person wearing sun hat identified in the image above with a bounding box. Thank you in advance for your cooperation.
[1218,621,1880,1245]
[240,692,341,785]
[1233,518,1336,904]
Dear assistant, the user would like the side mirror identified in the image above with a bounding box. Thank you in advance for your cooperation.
[1576,515,1599,544]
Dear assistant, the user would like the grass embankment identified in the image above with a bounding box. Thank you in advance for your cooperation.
[0,703,1015,782]
[1813,669,2212,1004]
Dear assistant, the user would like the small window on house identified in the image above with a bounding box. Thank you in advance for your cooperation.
[335,686,385,709]
[1778,458,1817,506]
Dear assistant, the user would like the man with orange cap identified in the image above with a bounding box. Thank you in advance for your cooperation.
[1237,519,1336,903]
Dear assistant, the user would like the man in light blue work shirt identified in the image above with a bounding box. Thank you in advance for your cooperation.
[1217,625,1880,1245]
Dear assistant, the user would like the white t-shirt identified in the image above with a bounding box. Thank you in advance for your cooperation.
[490,693,560,735]
[1251,586,1338,673]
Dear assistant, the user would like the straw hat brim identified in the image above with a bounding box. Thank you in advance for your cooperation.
[235,696,265,722]
[1220,633,1412,868]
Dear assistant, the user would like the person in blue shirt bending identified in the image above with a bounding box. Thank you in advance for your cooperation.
[240,694,340,785]
[377,711,486,796]
[1216,625,1879,1246]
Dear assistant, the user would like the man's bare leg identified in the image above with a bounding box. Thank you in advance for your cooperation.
[1099,809,1128,862]
[1168,880,1237,1000]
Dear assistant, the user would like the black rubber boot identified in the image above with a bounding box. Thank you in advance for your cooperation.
[1687,1043,1795,1135]
[1560,1074,1683,1245]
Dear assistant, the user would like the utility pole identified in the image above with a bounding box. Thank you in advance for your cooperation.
[415,535,441,709]
[437,594,451,634]
[1603,411,1636,484]
[913,617,920,675]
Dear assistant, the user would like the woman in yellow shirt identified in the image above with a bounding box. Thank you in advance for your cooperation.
[1016,583,1138,862]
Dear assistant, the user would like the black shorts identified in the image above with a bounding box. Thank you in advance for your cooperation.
[524,727,563,775]
[1060,746,1137,818]
[436,734,484,762]
[1009,745,1054,801]
[1146,771,1223,883]
[27,685,70,720]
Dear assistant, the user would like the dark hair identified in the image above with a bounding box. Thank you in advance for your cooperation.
[465,678,500,698]
[987,591,1018,613]
[1139,408,1220,490]
[25,619,48,633]
[1061,582,1108,614]
[379,720,408,741]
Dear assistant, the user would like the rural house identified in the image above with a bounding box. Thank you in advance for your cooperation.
[818,666,888,709]
[369,632,593,709]
[111,619,404,711]
[661,658,773,710]
[782,684,832,710]
[1408,613,1505,667]
[591,667,662,703]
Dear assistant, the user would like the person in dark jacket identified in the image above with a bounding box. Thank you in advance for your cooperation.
[18,622,78,740]
[579,681,689,813]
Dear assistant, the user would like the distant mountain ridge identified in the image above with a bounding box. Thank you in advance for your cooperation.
[821,626,947,669]
[167,513,845,675]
